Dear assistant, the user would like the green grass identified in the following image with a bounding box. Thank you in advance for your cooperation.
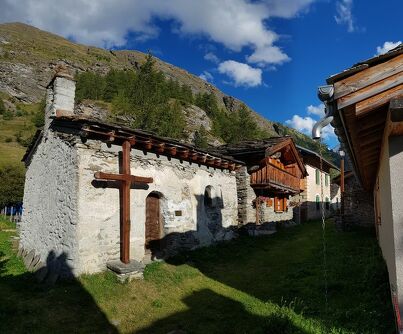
[0,217,395,333]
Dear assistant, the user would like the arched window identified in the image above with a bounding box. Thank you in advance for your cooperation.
[316,195,320,210]
[325,197,330,210]
[204,186,215,208]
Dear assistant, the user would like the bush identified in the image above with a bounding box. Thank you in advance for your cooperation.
[5,137,12,143]
[16,109,24,117]
[0,99,5,114]
[31,99,46,128]
[0,164,25,207]
[2,111,13,120]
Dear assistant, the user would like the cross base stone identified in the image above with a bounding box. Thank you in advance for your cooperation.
[107,260,145,283]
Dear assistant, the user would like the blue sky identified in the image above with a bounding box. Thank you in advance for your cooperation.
[1,0,402,147]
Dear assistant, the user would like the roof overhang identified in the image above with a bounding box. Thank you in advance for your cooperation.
[24,114,244,171]
[327,48,403,190]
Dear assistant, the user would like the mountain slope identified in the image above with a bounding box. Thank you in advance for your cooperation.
[0,22,336,165]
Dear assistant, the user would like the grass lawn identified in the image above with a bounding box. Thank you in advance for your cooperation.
[0,217,395,334]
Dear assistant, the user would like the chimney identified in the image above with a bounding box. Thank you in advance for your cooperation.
[45,66,76,130]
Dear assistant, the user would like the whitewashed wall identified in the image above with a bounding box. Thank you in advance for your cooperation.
[75,140,239,274]
[20,131,80,276]
[305,164,331,220]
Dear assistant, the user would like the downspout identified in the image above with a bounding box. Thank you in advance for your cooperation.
[312,85,335,140]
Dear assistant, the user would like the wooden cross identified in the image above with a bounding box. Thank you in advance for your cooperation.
[94,140,153,264]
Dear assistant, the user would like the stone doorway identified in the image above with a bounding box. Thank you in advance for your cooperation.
[145,192,163,256]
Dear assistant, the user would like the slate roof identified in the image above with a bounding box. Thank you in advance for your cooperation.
[327,43,403,84]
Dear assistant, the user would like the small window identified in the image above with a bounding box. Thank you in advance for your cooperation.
[316,195,320,210]
[315,169,320,185]
[325,197,330,210]
[274,197,283,212]
[274,197,288,212]
[204,186,214,208]
[325,174,329,187]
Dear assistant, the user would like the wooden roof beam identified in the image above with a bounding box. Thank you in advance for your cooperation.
[356,84,403,117]
[389,97,403,136]
[337,72,403,110]
[334,54,403,99]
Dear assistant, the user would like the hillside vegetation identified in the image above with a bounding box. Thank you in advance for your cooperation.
[0,22,340,207]
[75,54,266,144]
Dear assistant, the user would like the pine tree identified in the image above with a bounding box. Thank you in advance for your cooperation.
[236,104,260,141]
[193,125,209,149]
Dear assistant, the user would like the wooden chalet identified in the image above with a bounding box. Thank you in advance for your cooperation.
[324,43,403,326]
[218,137,307,196]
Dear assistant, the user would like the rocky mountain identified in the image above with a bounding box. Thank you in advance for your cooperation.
[0,22,335,166]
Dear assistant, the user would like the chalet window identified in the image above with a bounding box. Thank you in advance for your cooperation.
[274,196,288,212]
[315,169,320,185]
[316,195,320,210]
[325,174,329,187]
[325,197,330,210]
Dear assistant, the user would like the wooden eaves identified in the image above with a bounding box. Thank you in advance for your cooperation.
[328,44,403,190]
[50,114,244,171]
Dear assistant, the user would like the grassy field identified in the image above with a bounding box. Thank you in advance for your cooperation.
[0,217,395,334]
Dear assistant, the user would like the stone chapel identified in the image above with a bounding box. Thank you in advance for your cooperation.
[19,69,308,280]
[19,70,242,278]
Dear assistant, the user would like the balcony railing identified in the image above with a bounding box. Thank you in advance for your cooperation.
[250,162,301,193]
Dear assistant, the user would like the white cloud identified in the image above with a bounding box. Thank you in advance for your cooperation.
[286,115,335,139]
[204,52,220,64]
[218,60,262,87]
[0,0,316,66]
[246,45,290,66]
[307,103,325,117]
[264,0,314,18]
[376,41,402,55]
[199,71,214,82]
[334,0,356,32]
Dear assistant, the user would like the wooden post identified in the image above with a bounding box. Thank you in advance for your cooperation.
[340,156,345,216]
[121,141,131,264]
[94,140,153,264]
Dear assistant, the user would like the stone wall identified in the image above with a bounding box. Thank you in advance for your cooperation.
[343,175,374,227]
[236,166,299,228]
[74,140,239,274]
[19,130,79,277]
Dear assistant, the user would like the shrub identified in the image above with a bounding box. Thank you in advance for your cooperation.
[2,111,13,120]
[0,164,25,207]
[0,99,5,114]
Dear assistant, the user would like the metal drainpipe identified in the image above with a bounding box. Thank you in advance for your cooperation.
[312,85,335,140]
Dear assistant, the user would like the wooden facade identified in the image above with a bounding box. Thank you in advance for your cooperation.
[218,137,307,196]
[250,157,302,194]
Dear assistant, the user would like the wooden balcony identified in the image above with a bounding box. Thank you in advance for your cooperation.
[250,162,302,194]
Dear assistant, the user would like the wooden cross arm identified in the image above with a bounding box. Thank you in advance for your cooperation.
[94,172,153,184]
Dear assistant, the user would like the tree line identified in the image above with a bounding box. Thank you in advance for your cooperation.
[75,54,266,147]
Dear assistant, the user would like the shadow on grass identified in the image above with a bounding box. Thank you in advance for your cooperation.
[0,249,118,334]
[163,221,395,334]
[136,288,310,334]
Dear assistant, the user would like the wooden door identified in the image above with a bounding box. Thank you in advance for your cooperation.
[145,193,161,252]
